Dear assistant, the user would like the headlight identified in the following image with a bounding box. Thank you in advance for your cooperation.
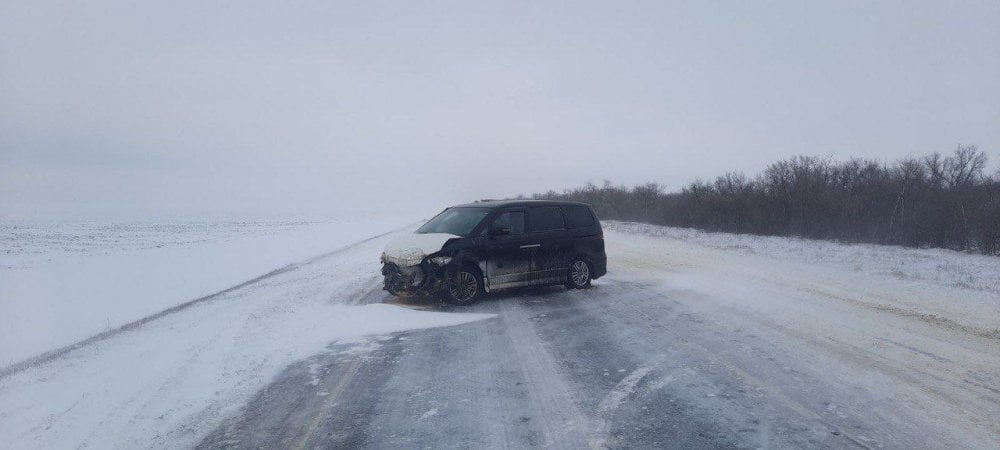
[429,256,452,266]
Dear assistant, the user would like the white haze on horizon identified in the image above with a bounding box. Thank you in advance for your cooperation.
[2,0,998,220]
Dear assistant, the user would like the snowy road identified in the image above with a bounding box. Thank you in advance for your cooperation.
[3,224,999,449]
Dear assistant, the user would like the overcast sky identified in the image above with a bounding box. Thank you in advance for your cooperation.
[2,1,998,218]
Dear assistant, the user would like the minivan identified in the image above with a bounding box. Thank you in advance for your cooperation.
[381,200,607,304]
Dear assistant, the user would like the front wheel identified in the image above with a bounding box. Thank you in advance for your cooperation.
[442,267,483,305]
[566,258,592,289]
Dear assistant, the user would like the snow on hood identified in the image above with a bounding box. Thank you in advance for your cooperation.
[383,232,459,266]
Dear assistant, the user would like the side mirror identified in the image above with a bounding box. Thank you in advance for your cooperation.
[490,226,511,237]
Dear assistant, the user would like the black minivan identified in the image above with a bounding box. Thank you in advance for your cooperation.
[381,200,607,304]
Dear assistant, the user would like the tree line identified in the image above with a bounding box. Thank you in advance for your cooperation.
[528,145,1000,255]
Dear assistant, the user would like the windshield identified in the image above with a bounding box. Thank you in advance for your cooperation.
[416,207,491,237]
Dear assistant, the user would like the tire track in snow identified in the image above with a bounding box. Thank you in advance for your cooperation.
[497,298,605,449]
[288,356,365,449]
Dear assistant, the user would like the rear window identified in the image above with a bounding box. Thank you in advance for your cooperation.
[563,206,596,229]
[528,207,565,232]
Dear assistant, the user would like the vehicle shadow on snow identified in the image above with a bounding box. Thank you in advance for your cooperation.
[383,284,597,311]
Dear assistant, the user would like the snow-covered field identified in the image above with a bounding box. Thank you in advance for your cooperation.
[606,221,1000,338]
[606,221,1000,294]
[0,214,424,367]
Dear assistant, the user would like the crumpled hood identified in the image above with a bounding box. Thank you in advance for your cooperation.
[383,232,459,267]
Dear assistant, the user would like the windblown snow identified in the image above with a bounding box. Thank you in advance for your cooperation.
[0,223,492,449]
[1,219,998,449]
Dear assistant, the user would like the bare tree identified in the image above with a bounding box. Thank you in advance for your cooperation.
[532,145,998,255]
[942,144,987,187]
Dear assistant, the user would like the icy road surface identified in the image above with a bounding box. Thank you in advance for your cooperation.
[3,223,1000,449]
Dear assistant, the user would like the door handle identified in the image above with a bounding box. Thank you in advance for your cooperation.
[519,244,541,249]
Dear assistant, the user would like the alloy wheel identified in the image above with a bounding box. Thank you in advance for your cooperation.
[570,260,591,287]
[449,270,479,303]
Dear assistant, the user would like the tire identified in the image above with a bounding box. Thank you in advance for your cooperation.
[566,258,592,289]
[442,266,483,305]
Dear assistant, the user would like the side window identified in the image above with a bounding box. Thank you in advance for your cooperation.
[528,207,565,232]
[563,206,596,229]
[492,211,525,235]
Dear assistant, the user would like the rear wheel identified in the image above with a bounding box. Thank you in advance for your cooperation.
[566,258,592,289]
[443,267,483,305]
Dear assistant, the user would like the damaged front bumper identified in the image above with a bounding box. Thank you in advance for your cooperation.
[382,262,423,295]
[381,258,447,297]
